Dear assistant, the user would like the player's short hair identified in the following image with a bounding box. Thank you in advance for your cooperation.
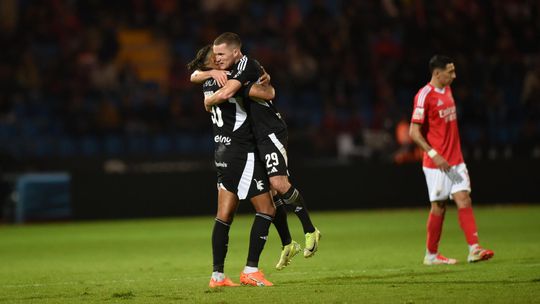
[213,32,242,48]
[429,55,454,73]
[187,44,213,72]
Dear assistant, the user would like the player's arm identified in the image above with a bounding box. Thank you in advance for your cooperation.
[247,71,275,100]
[210,79,243,101]
[249,83,275,100]
[409,123,450,171]
[204,79,242,108]
[214,57,262,101]
[190,69,227,86]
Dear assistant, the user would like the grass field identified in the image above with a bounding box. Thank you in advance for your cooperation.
[1,205,539,303]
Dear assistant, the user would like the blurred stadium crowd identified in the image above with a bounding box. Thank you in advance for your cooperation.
[0,0,539,163]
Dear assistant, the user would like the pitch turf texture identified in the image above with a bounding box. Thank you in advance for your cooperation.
[1,206,539,303]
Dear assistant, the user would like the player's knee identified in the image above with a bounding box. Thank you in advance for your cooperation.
[216,209,235,223]
[430,201,446,215]
[453,191,472,208]
[258,204,275,217]
[455,197,472,209]
[270,177,291,195]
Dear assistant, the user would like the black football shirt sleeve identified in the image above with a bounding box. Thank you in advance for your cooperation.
[230,56,263,84]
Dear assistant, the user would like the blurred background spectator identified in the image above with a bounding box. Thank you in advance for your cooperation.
[0,0,539,169]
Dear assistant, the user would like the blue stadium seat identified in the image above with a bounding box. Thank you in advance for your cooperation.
[104,135,124,156]
[127,135,149,155]
[58,137,78,157]
[174,134,195,153]
[34,136,54,157]
[152,134,173,155]
[80,136,101,156]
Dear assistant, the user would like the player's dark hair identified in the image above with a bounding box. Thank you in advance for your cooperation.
[429,55,454,73]
[187,44,213,72]
[213,32,242,48]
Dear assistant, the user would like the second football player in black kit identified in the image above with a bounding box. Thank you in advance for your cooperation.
[188,44,276,287]
[205,32,322,270]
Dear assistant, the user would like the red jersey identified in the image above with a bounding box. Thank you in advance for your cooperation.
[411,83,464,168]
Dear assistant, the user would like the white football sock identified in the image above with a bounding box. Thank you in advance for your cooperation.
[243,266,258,274]
[211,271,225,282]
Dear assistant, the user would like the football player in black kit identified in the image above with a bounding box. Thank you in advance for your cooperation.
[188,45,276,287]
[194,32,321,271]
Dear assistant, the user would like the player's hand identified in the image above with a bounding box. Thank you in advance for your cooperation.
[209,70,227,87]
[432,154,450,171]
[204,104,212,112]
[258,70,271,85]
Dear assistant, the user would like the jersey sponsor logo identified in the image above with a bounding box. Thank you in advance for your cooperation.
[269,167,278,174]
[438,106,457,122]
[203,79,218,88]
[215,161,228,168]
[437,99,444,107]
[412,107,424,120]
[214,135,232,145]
[259,235,268,240]
[253,179,265,191]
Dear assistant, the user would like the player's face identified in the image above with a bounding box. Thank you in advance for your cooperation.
[204,52,219,70]
[438,63,457,86]
[213,43,238,70]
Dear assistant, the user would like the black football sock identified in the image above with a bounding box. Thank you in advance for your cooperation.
[282,187,316,234]
[246,213,273,267]
[212,218,231,273]
[272,196,292,246]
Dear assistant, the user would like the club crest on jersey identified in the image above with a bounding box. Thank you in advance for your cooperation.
[253,179,265,191]
[214,135,232,145]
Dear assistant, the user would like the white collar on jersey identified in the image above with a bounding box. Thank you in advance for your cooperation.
[433,87,446,94]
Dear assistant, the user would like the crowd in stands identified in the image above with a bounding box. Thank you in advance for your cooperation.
[0,0,539,165]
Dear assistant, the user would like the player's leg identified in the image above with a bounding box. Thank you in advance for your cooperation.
[258,138,304,264]
[271,189,292,247]
[259,140,295,243]
[271,175,316,234]
[271,175,320,257]
[450,163,493,263]
[453,191,494,262]
[422,167,456,265]
[272,191,301,270]
[210,186,240,287]
[240,192,275,286]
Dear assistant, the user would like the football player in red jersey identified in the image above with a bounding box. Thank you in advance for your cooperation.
[409,55,494,265]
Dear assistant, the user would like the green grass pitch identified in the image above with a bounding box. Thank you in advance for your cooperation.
[1,205,539,303]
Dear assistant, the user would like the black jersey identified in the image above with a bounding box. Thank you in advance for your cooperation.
[202,77,255,158]
[230,55,287,143]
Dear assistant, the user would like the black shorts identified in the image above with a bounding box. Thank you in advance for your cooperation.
[216,151,270,200]
[256,132,289,177]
